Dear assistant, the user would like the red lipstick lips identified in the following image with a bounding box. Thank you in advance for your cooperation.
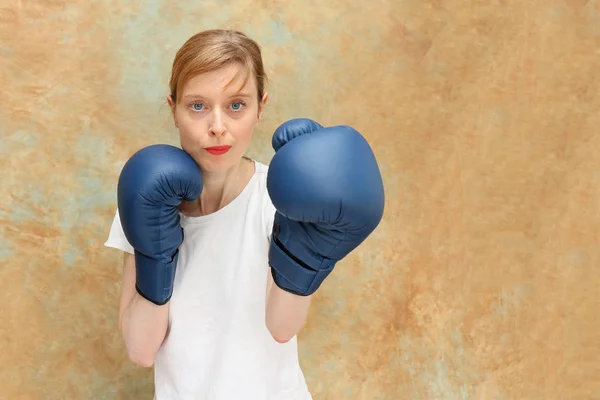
[205,145,231,156]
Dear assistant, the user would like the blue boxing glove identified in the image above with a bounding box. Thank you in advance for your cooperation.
[117,144,203,305]
[267,118,385,296]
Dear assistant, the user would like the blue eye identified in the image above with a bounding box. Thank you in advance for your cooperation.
[231,102,244,111]
[191,103,204,111]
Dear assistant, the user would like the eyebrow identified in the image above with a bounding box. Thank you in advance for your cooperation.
[182,92,253,100]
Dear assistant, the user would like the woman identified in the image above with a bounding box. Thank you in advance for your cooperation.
[105,29,314,399]
[105,29,384,399]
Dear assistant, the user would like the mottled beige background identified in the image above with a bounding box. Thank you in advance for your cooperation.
[1,0,599,399]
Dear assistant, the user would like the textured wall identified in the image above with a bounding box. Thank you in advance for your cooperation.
[2,1,599,399]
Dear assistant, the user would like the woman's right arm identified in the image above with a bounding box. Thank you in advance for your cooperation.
[118,252,170,367]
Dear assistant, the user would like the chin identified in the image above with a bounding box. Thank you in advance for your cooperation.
[196,153,243,173]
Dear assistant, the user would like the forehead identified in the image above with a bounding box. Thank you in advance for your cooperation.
[181,63,256,97]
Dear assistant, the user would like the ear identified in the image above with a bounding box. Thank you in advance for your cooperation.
[166,94,175,113]
[257,92,269,121]
[166,95,178,128]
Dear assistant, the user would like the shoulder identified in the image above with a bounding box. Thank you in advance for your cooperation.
[251,161,270,201]
[253,161,273,202]
[253,160,269,186]
[251,161,276,238]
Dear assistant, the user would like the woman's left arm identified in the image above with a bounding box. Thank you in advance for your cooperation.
[265,271,312,343]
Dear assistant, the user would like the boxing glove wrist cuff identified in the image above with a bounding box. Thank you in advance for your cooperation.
[134,250,178,306]
[268,237,335,296]
[135,284,171,306]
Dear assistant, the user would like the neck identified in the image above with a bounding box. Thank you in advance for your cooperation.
[180,158,254,216]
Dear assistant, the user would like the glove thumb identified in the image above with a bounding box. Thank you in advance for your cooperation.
[271,118,323,152]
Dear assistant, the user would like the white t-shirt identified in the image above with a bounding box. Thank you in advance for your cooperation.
[105,161,312,400]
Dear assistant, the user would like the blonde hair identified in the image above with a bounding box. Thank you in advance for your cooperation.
[169,29,267,104]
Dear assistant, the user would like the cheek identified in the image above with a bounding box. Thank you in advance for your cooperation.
[176,110,205,135]
[230,115,257,142]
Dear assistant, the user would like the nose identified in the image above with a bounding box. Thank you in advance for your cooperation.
[209,109,226,137]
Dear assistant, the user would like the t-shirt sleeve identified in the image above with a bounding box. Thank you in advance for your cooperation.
[104,208,134,254]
